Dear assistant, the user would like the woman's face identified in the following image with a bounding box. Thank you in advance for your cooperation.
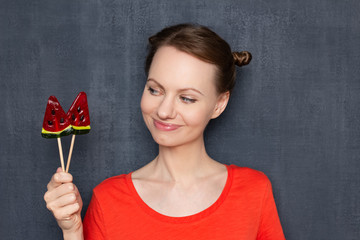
[140,46,229,147]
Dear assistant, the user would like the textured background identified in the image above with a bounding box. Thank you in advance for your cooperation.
[1,0,359,239]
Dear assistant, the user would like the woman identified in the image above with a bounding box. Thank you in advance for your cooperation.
[44,23,285,239]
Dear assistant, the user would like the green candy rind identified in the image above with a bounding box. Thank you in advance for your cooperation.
[72,129,91,135]
[41,125,91,138]
[41,127,73,139]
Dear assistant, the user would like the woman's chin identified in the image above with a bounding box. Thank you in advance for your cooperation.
[152,136,179,147]
[151,133,202,149]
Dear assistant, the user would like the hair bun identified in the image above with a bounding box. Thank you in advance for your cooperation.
[232,51,252,67]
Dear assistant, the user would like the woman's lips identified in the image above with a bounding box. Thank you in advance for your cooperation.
[153,119,181,131]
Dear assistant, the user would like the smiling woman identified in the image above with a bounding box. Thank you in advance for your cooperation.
[44,23,285,240]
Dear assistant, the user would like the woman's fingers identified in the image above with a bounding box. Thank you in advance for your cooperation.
[44,183,75,203]
[52,202,80,221]
[44,168,81,218]
[46,191,77,210]
[47,169,73,191]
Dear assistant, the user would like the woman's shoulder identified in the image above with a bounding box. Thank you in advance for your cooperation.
[92,173,131,196]
[88,173,139,217]
[227,164,271,187]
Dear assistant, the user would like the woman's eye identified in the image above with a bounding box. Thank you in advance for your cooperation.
[148,87,160,95]
[181,96,196,103]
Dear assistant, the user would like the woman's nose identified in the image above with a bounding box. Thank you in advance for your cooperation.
[157,96,176,120]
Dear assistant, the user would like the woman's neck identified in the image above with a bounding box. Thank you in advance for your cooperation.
[151,138,218,184]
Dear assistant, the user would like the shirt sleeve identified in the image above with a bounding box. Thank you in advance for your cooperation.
[83,192,107,240]
[256,180,286,240]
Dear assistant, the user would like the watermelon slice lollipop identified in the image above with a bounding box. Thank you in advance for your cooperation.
[42,95,71,172]
[67,92,91,135]
[65,92,91,172]
[41,96,72,138]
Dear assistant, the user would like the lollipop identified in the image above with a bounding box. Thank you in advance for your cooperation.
[41,92,91,172]
[42,96,72,138]
[67,92,91,135]
[41,96,72,171]
[65,92,91,172]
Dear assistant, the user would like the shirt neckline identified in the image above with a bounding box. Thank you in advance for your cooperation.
[126,164,234,223]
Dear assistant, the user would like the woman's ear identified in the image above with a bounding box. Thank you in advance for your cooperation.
[211,91,230,119]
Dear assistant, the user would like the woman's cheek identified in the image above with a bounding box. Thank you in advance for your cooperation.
[140,93,151,114]
[182,107,210,126]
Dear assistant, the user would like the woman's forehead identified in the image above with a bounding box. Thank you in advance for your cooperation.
[148,46,217,92]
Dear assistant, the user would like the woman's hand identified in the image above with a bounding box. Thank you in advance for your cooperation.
[44,167,83,237]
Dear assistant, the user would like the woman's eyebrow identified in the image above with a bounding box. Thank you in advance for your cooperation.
[147,78,204,96]
[178,88,204,96]
[147,78,164,89]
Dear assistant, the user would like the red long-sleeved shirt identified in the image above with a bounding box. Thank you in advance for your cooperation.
[83,165,285,239]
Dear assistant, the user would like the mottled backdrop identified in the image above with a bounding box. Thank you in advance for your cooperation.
[0,0,359,239]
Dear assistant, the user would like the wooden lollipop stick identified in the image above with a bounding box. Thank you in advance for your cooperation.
[65,134,76,173]
[57,138,65,172]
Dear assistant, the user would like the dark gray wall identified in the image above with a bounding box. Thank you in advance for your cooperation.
[1,0,359,239]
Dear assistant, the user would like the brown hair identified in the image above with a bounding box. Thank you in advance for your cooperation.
[145,23,251,94]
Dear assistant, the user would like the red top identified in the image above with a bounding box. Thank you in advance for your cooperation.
[83,165,285,239]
